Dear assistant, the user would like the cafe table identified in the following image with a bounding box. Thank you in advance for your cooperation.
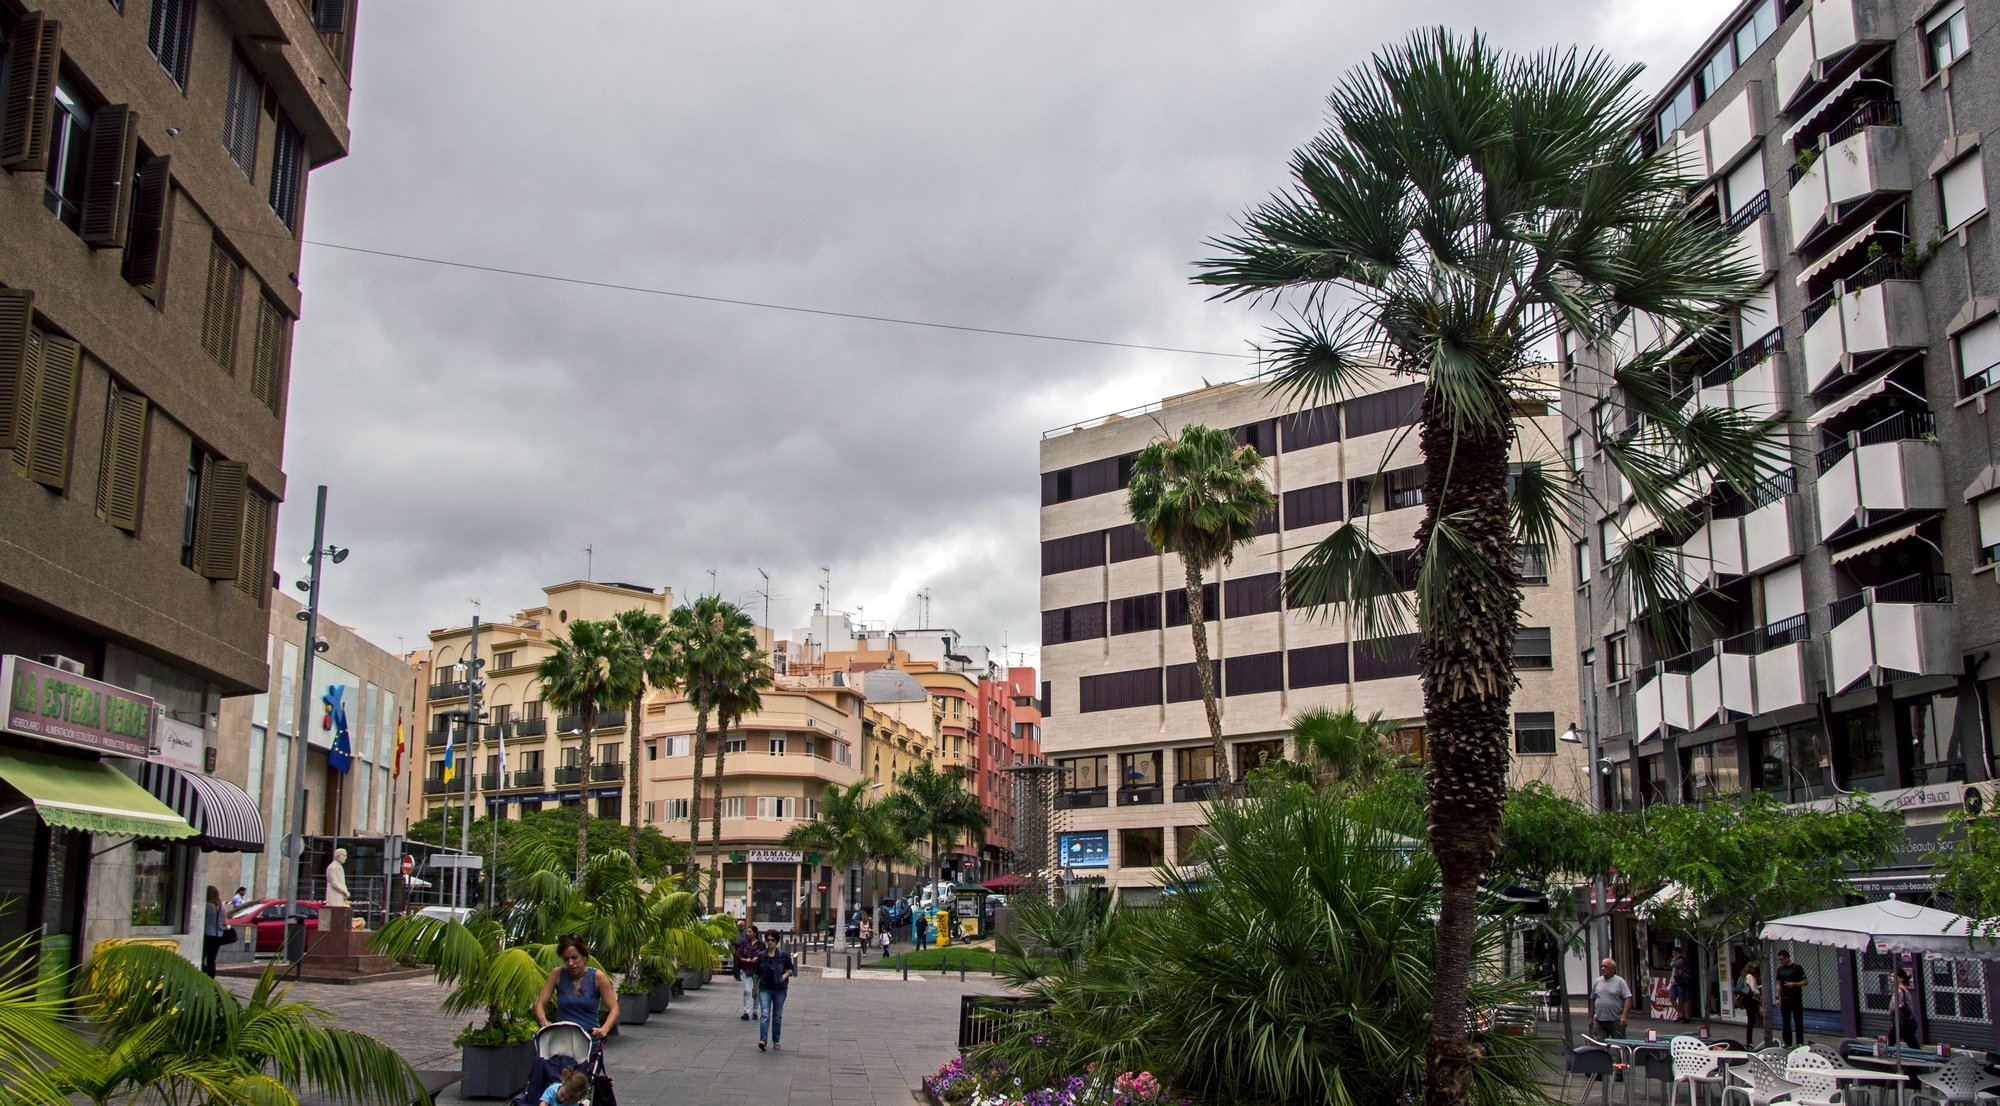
[1599,1038,1751,1106]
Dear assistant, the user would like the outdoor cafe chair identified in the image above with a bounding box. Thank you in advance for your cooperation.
[1783,1047,1846,1106]
[1566,1044,1618,1104]
[1673,1035,1730,1106]
[1723,1062,1806,1106]
[1911,1055,2000,1106]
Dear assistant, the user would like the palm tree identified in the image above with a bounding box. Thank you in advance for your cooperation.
[706,629,772,909]
[667,595,752,887]
[1197,30,1779,1105]
[612,607,681,859]
[536,618,642,875]
[1290,706,1400,793]
[1126,424,1275,783]
[0,932,88,1106]
[368,912,548,1042]
[884,760,987,887]
[781,780,882,949]
[862,800,919,922]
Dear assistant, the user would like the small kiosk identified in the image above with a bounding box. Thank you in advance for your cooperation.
[950,884,991,940]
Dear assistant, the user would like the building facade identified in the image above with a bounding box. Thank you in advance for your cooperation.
[0,0,354,974]
[1567,0,1999,1049]
[1037,374,1585,897]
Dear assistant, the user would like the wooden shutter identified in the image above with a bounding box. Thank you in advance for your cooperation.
[313,0,350,34]
[123,156,170,286]
[194,458,247,580]
[234,487,271,602]
[0,289,32,452]
[201,239,243,369]
[8,329,39,470]
[80,104,139,247]
[24,335,79,490]
[0,15,57,171]
[250,296,289,413]
[95,387,149,531]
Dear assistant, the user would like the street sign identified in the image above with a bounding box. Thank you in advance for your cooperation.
[430,854,484,870]
[817,882,827,892]
[401,855,414,876]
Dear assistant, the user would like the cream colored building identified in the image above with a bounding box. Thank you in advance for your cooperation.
[1037,372,1587,895]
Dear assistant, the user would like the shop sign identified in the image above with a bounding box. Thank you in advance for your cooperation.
[1801,783,1963,823]
[2,655,152,758]
[1058,831,1110,869]
[153,717,204,772]
[748,849,802,864]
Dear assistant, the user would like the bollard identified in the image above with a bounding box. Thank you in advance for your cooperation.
[845,954,852,980]
[824,947,831,968]
[960,959,966,982]
[900,953,907,981]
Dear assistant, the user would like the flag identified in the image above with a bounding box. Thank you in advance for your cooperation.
[324,686,353,774]
[497,720,508,787]
[392,711,405,779]
[442,723,456,785]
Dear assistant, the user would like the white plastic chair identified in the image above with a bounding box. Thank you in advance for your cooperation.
[1911,1055,2000,1106]
[1784,1046,1845,1106]
[1673,1036,1729,1106]
[1723,1063,1804,1106]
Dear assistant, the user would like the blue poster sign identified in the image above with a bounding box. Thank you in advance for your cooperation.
[1058,831,1110,869]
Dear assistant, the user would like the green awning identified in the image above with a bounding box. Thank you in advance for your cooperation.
[0,746,197,840]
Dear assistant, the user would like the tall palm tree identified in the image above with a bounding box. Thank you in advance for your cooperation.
[781,780,882,949]
[884,760,987,888]
[668,595,755,888]
[1126,424,1275,784]
[612,607,681,859]
[536,618,642,875]
[706,630,772,910]
[862,800,919,919]
[1197,30,1779,1106]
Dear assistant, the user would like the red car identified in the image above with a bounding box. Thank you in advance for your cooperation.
[227,898,322,953]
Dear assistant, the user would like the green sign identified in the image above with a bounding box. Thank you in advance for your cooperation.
[2,656,153,757]
[35,933,71,1002]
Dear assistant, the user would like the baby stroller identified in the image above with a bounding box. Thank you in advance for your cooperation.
[512,1023,614,1106]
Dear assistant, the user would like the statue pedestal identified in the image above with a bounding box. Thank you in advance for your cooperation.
[293,905,397,978]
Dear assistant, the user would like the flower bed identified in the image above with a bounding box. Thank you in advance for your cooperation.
[925,1057,1179,1106]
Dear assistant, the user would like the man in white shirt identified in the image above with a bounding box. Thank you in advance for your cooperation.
[1592,957,1633,1039]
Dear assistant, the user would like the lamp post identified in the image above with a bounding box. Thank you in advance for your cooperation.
[280,485,348,962]
[1559,720,1610,974]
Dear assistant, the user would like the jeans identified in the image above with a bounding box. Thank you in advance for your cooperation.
[741,971,757,1016]
[1780,1001,1805,1047]
[759,987,789,1044]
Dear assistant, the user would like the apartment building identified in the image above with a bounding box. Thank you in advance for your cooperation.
[1566,0,1999,1048]
[0,0,354,974]
[408,580,674,828]
[1037,374,1585,897]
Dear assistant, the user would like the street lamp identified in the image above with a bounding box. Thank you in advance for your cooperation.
[280,486,347,964]
[1561,721,1612,973]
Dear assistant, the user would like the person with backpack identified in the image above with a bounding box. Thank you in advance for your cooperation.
[1735,962,1763,1044]
[755,930,797,1051]
[733,920,761,1021]
[1669,948,1693,1021]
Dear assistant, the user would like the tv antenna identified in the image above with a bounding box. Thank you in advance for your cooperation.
[582,544,593,581]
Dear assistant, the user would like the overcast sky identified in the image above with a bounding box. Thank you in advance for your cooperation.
[282,0,1739,666]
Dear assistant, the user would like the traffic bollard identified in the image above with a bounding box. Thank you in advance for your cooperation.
[845,954,852,979]
[900,953,907,981]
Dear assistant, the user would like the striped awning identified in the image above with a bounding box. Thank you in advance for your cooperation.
[1830,523,1923,566]
[140,761,266,853]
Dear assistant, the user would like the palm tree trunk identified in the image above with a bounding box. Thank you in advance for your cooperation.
[1414,403,1520,1106]
[628,686,643,861]
[687,706,710,887]
[1184,561,1226,792]
[707,714,729,912]
[577,703,596,877]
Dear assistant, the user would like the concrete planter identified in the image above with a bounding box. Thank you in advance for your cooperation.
[459,1041,535,1100]
[646,983,671,1013]
[616,991,650,1026]
[678,965,704,991]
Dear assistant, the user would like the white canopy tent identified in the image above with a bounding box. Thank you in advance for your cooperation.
[1760,898,2000,959]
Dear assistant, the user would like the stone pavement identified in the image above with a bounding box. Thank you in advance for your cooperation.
[224,960,1012,1106]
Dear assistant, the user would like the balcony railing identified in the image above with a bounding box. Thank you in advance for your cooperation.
[555,711,627,735]
[1172,780,1222,803]
[554,765,584,785]
[1701,328,1785,388]
[1116,785,1163,806]
[1053,787,1107,810]
[1788,101,1903,186]
[1817,410,1935,473]
[479,771,502,791]
[423,778,448,794]
[430,680,468,700]
[591,762,625,782]
[512,768,546,789]
[426,729,449,748]
[1719,613,1811,657]
[1829,572,1953,627]
[514,717,547,737]
[1724,189,1771,235]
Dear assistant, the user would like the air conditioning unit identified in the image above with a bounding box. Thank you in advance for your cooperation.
[1965,780,1998,818]
[38,654,85,676]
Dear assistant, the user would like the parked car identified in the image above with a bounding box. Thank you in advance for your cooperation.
[878,897,911,927]
[413,905,473,923]
[226,898,322,953]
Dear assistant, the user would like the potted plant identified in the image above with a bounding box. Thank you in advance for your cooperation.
[369,914,546,1099]
[614,974,652,1026]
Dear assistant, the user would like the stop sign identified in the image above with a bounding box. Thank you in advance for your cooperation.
[401,855,414,876]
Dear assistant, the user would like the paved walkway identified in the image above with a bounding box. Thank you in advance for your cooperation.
[225,960,1010,1106]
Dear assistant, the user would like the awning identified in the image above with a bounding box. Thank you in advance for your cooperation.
[140,761,266,853]
[1831,523,1923,566]
[1807,369,1896,426]
[0,746,197,840]
[1781,69,1873,147]
[1797,217,1889,286]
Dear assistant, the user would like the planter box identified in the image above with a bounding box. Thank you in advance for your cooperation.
[459,1040,535,1100]
[647,984,671,1013]
[699,966,713,984]
[679,966,704,991]
[616,992,650,1026]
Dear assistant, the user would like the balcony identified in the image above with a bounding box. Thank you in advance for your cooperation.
[1814,413,1943,540]
[429,680,468,701]
[423,778,448,794]
[514,717,547,738]
[1787,103,1908,251]
[556,711,627,734]
[1679,516,1746,589]
[1825,573,1958,693]
[554,765,584,785]
[1802,264,1925,392]
[479,771,502,791]
[1699,329,1786,417]
[1728,194,1774,278]
[1721,615,1816,715]
[591,762,625,782]
[1686,643,1754,729]
[1054,787,1107,810]
[1634,658,1695,743]
[1741,488,1806,574]
[1116,785,1163,806]
[512,768,546,789]
[426,729,449,748]
[1774,0,1895,111]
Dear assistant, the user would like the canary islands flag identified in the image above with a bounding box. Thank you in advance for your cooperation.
[442,725,456,785]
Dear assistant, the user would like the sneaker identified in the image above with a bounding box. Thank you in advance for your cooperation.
[741,1013,750,1021]
[758,1041,767,1051]
[772,1043,781,1050]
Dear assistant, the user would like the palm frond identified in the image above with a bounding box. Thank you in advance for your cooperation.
[1282,522,1412,641]
[0,931,88,1106]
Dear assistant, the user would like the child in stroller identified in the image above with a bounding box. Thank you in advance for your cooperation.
[514,1023,611,1106]
[540,1068,589,1106]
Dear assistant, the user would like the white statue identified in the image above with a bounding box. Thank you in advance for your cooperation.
[325,848,350,908]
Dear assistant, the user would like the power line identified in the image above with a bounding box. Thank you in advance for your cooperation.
[279,234,1256,360]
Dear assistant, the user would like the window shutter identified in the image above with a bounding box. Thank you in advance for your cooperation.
[24,335,79,490]
[0,15,58,171]
[1763,562,1806,625]
[95,387,149,531]
[123,156,170,286]
[1959,317,2000,386]
[250,296,289,413]
[201,239,244,369]
[79,104,140,247]
[235,488,271,602]
[1941,155,1988,231]
[195,458,247,580]
[313,0,349,34]
[8,330,40,472]
[0,288,32,452]
[1980,495,2000,550]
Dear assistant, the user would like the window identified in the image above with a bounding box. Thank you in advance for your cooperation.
[1924,958,1987,1021]
[1164,661,1218,703]
[1351,464,1424,516]
[1281,481,1342,529]
[1041,454,1132,504]
[1117,750,1160,789]
[756,796,798,820]
[1682,739,1743,801]
[269,111,304,231]
[1077,667,1161,713]
[1041,602,1106,645]
[147,0,196,89]
[1517,544,1549,585]
[1107,523,1152,562]
[43,80,133,241]
[1575,540,1592,584]
[2,307,83,493]
[1739,282,1778,340]
[1724,153,1766,220]
[1119,827,1166,868]
[222,51,260,177]
[1599,516,1624,562]
[1040,531,1104,575]
[1235,739,1283,780]
[1981,496,2000,567]
[1514,628,1554,669]
[1606,633,1631,681]
[0,14,59,173]
[1700,41,1735,100]
[1655,80,1696,147]
[1224,652,1283,697]
[1058,754,1106,791]
[201,236,244,368]
[1353,633,1420,681]
[1925,1,1970,73]
[1174,745,1217,784]
[522,700,545,721]
[1279,403,1340,451]
[1108,593,1161,635]
[1164,583,1220,626]
[1232,419,1276,456]
[1734,0,1780,62]
[130,841,190,928]
[1223,573,1281,618]
[1288,643,1348,688]
[768,735,786,755]
[723,735,746,753]
[1343,383,1423,437]
[718,796,744,819]
[1514,712,1558,756]
[1941,154,1987,230]
[1957,316,2000,395]
[494,650,515,670]
[248,295,290,414]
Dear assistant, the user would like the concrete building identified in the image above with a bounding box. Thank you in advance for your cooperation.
[0,0,354,973]
[1565,0,2000,1049]
[1037,373,1585,898]
[217,589,412,908]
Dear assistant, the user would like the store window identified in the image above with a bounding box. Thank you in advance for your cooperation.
[1119,827,1165,869]
[131,842,191,929]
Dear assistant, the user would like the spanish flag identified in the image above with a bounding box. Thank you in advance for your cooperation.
[392,711,406,778]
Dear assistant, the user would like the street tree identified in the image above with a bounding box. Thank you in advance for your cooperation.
[783,780,885,948]
[1197,29,1780,1103]
[611,607,682,859]
[1930,808,2000,939]
[885,760,987,887]
[1126,424,1274,785]
[1492,782,1627,1046]
[705,620,772,909]
[669,596,760,889]
[535,619,642,875]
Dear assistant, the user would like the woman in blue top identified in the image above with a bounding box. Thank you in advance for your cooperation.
[534,936,620,1039]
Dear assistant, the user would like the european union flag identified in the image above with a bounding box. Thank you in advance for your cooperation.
[324,685,354,774]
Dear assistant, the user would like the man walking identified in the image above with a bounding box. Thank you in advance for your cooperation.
[1592,957,1632,1041]
[1774,949,1809,1047]
[1669,947,1693,1022]
[755,930,797,1052]
[733,921,761,1022]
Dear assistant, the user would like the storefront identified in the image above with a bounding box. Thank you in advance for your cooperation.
[717,849,831,932]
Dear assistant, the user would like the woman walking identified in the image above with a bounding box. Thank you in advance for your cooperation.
[534,936,621,1039]
[1736,962,1763,1045]
[200,886,230,977]
[1889,968,1921,1048]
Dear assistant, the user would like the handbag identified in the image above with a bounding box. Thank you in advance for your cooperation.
[588,1041,616,1106]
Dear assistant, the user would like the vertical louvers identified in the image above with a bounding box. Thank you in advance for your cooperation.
[11,332,80,491]
[249,295,289,414]
[79,103,139,247]
[222,52,259,177]
[0,14,59,172]
[193,457,246,580]
[201,237,244,369]
[96,386,149,531]
[313,0,349,35]
[0,289,31,452]
[122,156,170,286]
[269,113,304,231]
[235,487,272,603]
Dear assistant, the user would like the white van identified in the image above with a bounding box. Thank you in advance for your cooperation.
[915,881,953,915]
